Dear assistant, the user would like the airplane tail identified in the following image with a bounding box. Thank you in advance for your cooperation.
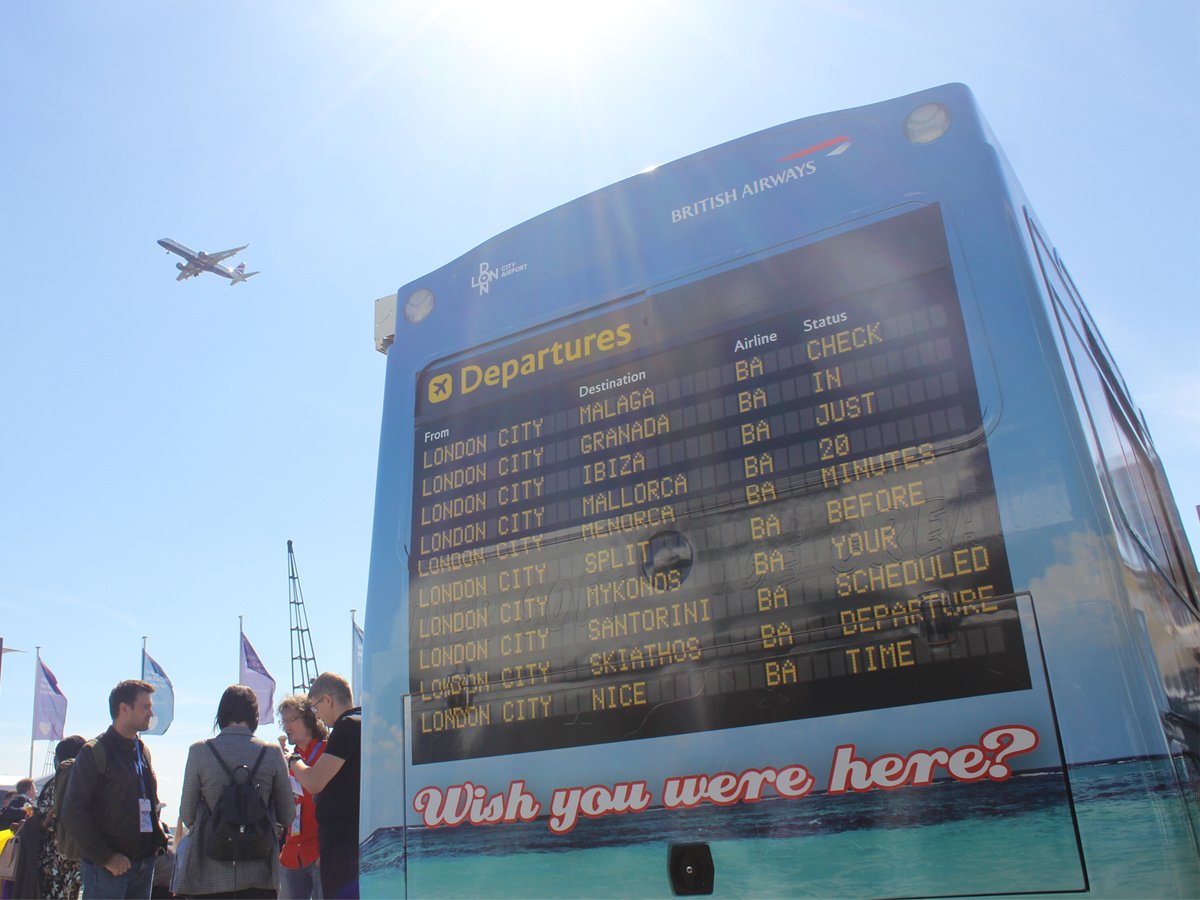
[230,262,261,285]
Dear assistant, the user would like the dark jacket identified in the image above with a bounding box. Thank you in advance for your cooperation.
[10,808,44,899]
[60,726,166,864]
[0,793,32,829]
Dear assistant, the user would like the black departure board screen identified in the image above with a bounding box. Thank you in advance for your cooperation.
[408,204,1027,764]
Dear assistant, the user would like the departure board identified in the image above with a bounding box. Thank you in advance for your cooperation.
[407,204,1028,764]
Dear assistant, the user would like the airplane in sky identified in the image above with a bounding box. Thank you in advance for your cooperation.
[157,238,260,285]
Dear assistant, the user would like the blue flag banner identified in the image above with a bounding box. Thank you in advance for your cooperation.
[353,619,364,701]
[142,649,174,735]
[33,658,67,742]
[239,631,275,728]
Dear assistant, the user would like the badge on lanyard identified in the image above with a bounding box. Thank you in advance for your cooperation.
[135,741,154,833]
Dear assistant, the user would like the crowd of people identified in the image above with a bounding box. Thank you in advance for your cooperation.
[0,672,362,899]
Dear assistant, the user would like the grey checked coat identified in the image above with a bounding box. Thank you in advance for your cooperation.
[174,725,295,896]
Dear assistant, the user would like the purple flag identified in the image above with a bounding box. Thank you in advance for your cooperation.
[33,658,67,741]
[239,631,275,728]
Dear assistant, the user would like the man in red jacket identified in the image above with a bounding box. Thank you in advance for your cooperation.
[277,695,327,899]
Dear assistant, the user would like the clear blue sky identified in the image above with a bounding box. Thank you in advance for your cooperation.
[2,1,1196,815]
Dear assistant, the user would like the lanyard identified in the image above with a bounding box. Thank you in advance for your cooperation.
[304,740,324,766]
[133,741,150,800]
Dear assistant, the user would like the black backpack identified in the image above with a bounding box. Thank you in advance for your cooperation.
[55,735,107,862]
[204,741,276,862]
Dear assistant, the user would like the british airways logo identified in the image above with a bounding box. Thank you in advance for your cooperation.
[671,135,852,224]
[781,135,852,161]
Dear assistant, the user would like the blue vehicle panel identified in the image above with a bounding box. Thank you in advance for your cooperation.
[361,84,1200,898]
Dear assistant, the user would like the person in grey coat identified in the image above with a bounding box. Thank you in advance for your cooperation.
[174,685,295,899]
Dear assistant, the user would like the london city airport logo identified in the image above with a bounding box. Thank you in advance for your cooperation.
[471,259,529,296]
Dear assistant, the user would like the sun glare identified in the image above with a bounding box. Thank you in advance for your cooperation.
[446,0,661,73]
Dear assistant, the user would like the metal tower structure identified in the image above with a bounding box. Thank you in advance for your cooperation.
[288,540,320,693]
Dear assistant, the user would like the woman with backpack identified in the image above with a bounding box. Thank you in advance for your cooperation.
[174,685,295,899]
[40,735,87,898]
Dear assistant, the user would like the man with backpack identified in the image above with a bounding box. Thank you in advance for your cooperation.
[59,680,168,899]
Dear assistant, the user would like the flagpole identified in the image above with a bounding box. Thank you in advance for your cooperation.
[29,646,41,778]
[351,609,364,701]
[142,635,148,677]
[1,640,27,695]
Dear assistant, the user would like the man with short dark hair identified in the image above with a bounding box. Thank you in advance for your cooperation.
[290,672,360,899]
[60,679,166,899]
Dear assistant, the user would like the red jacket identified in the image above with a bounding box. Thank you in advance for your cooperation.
[280,738,325,868]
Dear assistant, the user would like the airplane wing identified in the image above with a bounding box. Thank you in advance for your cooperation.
[203,244,248,264]
[158,238,196,261]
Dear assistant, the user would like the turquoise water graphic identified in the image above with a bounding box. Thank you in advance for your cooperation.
[362,760,1199,898]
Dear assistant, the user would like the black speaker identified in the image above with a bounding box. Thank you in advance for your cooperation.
[668,843,714,895]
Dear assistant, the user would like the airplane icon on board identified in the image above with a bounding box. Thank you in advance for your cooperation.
[428,374,453,403]
[157,238,260,285]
